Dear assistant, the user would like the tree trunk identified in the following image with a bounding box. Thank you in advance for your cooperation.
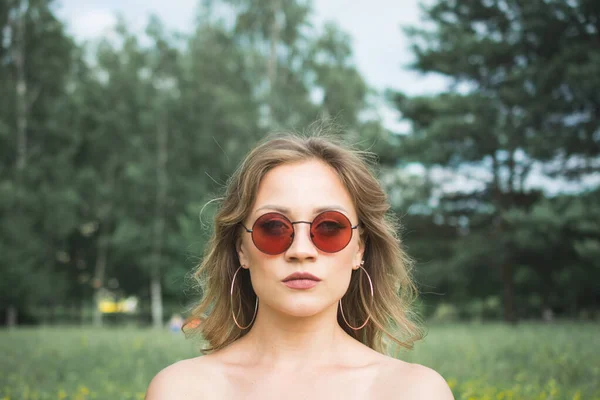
[91,157,118,327]
[70,303,77,324]
[14,0,29,178]
[150,279,163,329]
[150,111,169,329]
[501,262,517,323]
[80,299,86,325]
[6,305,17,328]
[92,232,108,327]
[8,1,29,330]
[267,0,281,124]
[268,0,280,88]
[492,152,518,324]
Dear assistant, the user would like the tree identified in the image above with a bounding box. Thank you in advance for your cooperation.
[388,0,600,322]
[307,23,368,129]
[0,0,78,327]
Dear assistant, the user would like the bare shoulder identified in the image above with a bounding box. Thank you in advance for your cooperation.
[376,358,454,400]
[400,362,454,399]
[145,356,223,400]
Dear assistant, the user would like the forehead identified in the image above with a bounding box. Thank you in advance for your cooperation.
[252,160,356,218]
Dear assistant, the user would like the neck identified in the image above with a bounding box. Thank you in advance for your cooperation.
[236,301,353,370]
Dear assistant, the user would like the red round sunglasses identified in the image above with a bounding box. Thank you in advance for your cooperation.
[241,211,359,255]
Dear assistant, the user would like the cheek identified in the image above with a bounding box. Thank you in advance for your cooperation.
[321,253,356,299]
[332,253,353,295]
[246,260,283,305]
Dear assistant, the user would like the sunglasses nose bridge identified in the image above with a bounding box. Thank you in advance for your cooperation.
[290,221,312,235]
[291,221,312,226]
[290,221,315,238]
[285,221,318,253]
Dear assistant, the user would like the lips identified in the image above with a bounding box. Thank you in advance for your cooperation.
[282,272,321,282]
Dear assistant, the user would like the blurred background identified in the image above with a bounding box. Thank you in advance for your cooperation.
[1,0,599,399]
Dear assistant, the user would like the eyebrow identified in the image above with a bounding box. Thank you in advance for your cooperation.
[255,205,349,215]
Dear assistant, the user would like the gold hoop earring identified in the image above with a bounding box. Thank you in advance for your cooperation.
[230,265,258,329]
[339,262,373,330]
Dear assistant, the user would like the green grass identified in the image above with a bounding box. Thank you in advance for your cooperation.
[0,323,598,399]
[400,322,600,399]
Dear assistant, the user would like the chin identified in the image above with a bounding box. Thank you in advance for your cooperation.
[272,296,329,318]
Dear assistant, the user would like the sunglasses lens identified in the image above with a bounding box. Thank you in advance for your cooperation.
[310,211,353,253]
[252,213,294,255]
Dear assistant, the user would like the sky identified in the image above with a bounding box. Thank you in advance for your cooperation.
[53,0,448,132]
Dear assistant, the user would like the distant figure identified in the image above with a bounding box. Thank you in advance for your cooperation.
[167,313,183,333]
[146,128,454,399]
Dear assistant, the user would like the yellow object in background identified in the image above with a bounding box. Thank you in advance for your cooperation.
[98,297,138,314]
[98,300,119,314]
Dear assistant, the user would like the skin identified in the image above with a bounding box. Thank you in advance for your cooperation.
[146,160,454,399]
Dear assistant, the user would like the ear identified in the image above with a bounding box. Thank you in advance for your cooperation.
[352,236,365,270]
[237,234,250,269]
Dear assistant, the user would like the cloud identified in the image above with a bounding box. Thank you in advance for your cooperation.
[312,0,448,97]
[65,9,116,40]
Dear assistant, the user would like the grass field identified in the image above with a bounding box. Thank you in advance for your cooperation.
[1,322,598,399]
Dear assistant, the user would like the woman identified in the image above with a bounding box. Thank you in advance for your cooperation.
[146,131,453,399]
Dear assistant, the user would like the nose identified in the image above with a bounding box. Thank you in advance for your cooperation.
[284,222,318,262]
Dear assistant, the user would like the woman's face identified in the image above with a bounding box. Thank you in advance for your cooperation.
[237,159,364,318]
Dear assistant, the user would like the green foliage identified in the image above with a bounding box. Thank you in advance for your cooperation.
[0,0,381,322]
[0,0,79,311]
[387,0,600,321]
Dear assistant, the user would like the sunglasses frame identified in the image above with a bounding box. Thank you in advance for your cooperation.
[241,211,360,255]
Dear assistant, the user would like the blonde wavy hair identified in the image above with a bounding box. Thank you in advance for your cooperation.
[184,128,423,355]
